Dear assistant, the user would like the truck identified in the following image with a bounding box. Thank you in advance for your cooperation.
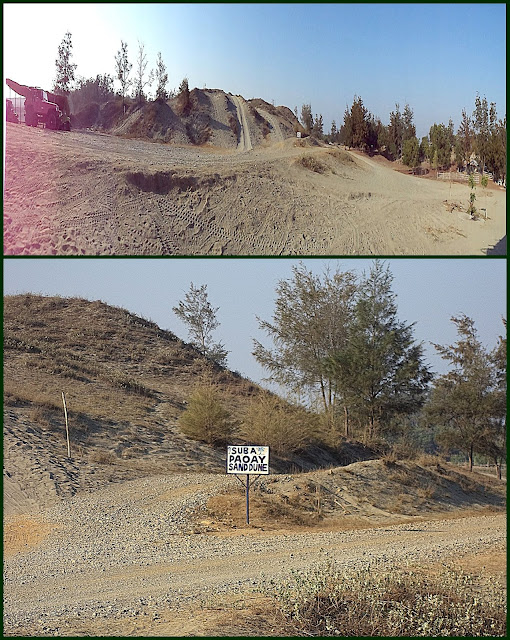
[6,78,71,130]
[6,99,19,124]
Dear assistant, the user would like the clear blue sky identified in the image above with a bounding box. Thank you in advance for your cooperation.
[3,258,506,390]
[3,3,506,138]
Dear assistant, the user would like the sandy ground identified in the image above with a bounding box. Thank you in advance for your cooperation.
[3,470,506,637]
[4,123,506,255]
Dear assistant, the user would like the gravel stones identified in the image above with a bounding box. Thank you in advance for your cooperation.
[3,472,506,636]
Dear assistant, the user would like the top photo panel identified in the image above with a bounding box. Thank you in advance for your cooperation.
[3,3,506,257]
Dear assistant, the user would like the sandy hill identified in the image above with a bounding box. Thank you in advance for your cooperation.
[3,294,376,515]
[71,89,303,149]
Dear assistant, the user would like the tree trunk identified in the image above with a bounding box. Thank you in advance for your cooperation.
[468,444,474,472]
[344,405,349,438]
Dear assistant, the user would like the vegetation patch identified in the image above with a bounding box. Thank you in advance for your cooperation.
[262,561,506,636]
[296,155,328,174]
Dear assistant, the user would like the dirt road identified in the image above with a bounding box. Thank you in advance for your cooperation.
[230,94,253,152]
[4,123,506,255]
[3,472,505,636]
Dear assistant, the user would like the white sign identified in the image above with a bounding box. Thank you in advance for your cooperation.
[227,445,269,474]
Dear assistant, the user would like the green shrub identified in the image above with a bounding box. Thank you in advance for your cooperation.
[264,561,506,636]
[178,385,235,445]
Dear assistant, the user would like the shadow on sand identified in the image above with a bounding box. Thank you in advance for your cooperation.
[486,235,506,255]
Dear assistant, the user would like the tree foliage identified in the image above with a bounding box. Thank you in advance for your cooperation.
[115,40,133,108]
[327,261,432,442]
[253,263,357,418]
[300,104,313,135]
[402,136,420,168]
[70,74,115,112]
[177,77,192,116]
[173,283,228,366]
[424,315,505,472]
[455,108,473,169]
[54,31,77,95]
[429,122,453,169]
[341,96,369,150]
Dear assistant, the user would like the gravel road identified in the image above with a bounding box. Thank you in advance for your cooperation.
[4,473,506,635]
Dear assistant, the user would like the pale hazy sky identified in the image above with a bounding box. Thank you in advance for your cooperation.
[3,3,506,138]
[3,258,506,389]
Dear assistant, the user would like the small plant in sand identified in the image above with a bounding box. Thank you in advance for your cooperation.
[467,173,477,217]
[480,173,489,218]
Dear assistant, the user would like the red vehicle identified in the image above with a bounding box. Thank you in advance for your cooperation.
[6,99,19,123]
[6,78,71,130]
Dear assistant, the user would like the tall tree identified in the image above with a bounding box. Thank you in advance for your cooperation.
[253,263,358,423]
[115,40,133,109]
[134,41,154,105]
[456,109,473,169]
[328,261,432,442]
[429,123,453,169]
[173,283,228,366]
[312,113,324,138]
[54,31,77,95]
[155,52,169,101]
[472,93,490,173]
[402,103,416,144]
[330,119,338,142]
[424,315,503,472]
[402,136,420,168]
[387,103,403,159]
[300,104,313,135]
[342,96,369,150]
[419,135,430,163]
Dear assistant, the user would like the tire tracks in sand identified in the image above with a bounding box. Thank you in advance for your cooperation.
[230,94,253,152]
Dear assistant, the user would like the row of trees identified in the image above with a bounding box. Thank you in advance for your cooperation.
[54,32,174,113]
[174,264,506,474]
[297,95,506,182]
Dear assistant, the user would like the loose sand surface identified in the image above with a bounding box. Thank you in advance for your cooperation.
[4,123,506,255]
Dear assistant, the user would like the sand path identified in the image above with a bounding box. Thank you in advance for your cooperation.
[230,94,253,152]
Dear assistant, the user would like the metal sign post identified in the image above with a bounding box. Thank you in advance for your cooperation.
[246,473,250,524]
[226,445,270,525]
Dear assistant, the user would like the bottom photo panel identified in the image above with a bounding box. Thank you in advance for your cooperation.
[3,257,507,637]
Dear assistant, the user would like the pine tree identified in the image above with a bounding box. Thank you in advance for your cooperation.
[253,263,358,422]
[473,93,490,173]
[179,384,234,445]
[300,104,313,135]
[424,315,503,471]
[173,283,228,366]
[328,261,432,443]
[177,77,191,116]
